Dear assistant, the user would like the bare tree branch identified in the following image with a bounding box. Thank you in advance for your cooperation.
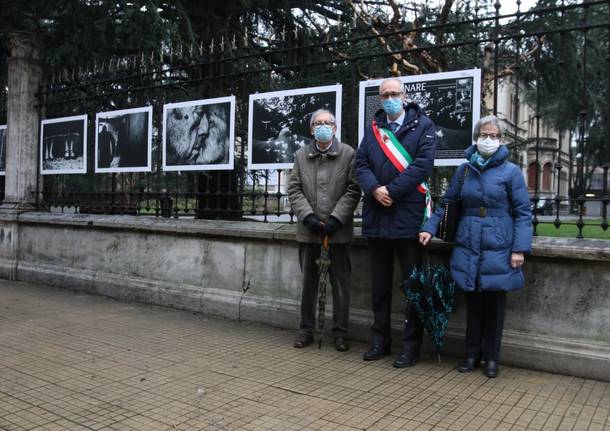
[347,0,445,75]
[434,0,454,71]
[356,65,370,80]
[300,9,324,37]
[388,0,401,27]
[401,19,441,73]
[496,38,543,78]
[291,2,344,21]
[347,0,421,75]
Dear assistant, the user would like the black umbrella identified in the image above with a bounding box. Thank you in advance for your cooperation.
[316,235,331,349]
[400,263,456,362]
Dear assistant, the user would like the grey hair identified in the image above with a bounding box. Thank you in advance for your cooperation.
[309,109,336,127]
[474,115,503,140]
[379,77,405,94]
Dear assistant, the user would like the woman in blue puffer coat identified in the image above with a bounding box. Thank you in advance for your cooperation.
[419,115,532,378]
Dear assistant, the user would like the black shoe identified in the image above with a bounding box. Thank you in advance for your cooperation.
[334,336,349,352]
[484,360,499,378]
[293,331,314,348]
[363,344,390,361]
[457,357,479,373]
[393,352,417,368]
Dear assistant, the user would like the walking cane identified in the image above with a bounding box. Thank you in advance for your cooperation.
[316,235,331,349]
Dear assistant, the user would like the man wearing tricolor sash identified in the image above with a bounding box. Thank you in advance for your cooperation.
[355,77,437,368]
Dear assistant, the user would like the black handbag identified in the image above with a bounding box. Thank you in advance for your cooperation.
[436,166,469,242]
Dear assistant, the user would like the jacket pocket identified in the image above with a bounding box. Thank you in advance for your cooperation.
[454,217,468,247]
[491,219,512,249]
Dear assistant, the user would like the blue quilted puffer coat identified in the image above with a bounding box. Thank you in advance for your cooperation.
[422,145,532,292]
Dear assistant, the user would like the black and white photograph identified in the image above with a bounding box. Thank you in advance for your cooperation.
[248,84,342,170]
[0,125,6,175]
[162,96,235,171]
[358,69,481,166]
[95,106,152,173]
[40,115,87,175]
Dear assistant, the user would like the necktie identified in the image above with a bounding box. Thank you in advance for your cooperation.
[390,122,399,133]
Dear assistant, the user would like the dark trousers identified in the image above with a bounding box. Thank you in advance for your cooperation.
[298,243,351,336]
[464,291,507,362]
[368,238,423,355]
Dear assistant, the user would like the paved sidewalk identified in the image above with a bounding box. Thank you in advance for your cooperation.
[0,280,608,431]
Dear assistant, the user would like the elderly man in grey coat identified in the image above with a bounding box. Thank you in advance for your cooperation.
[288,109,361,351]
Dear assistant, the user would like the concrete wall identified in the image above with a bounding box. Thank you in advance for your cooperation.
[0,212,608,381]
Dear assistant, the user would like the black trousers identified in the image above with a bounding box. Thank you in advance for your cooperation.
[464,291,507,362]
[368,238,423,355]
[298,243,351,336]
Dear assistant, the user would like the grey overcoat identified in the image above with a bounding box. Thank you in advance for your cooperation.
[287,138,361,244]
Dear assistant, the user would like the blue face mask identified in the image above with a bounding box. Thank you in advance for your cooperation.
[383,97,403,116]
[313,125,334,143]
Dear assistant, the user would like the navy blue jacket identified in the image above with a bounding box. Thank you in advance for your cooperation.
[355,104,437,238]
[422,145,533,292]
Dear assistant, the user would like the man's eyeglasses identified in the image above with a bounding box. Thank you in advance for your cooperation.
[379,91,404,99]
[312,121,335,127]
[478,133,501,139]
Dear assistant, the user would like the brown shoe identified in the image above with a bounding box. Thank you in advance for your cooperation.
[334,336,349,352]
[294,331,314,348]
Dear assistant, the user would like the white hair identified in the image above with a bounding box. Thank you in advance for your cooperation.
[379,77,405,94]
[309,109,336,127]
[474,115,504,139]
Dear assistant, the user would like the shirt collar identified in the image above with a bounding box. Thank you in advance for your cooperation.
[308,138,339,158]
[386,110,406,127]
[315,141,331,153]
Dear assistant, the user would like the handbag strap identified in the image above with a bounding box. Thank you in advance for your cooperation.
[457,165,469,197]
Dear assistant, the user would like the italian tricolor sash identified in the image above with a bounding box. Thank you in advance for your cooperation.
[371,119,432,223]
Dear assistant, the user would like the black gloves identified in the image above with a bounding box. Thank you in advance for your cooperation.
[303,214,324,234]
[323,216,342,236]
[303,214,343,236]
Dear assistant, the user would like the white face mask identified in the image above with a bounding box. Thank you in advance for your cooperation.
[476,137,500,156]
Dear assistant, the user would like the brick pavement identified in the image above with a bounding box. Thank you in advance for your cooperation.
[0,280,608,431]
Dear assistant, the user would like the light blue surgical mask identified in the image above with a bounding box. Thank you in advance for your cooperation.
[383,97,403,116]
[313,125,334,143]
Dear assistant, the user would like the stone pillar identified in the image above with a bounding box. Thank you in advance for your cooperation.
[1,31,42,212]
[0,32,42,280]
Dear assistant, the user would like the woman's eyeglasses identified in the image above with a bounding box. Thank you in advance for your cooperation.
[478,133,501,139]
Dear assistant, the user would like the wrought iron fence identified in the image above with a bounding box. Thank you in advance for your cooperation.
[30,1,610,238]
[0,63,7,201]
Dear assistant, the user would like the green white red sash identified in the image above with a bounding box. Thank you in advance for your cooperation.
[371,119,432,222]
